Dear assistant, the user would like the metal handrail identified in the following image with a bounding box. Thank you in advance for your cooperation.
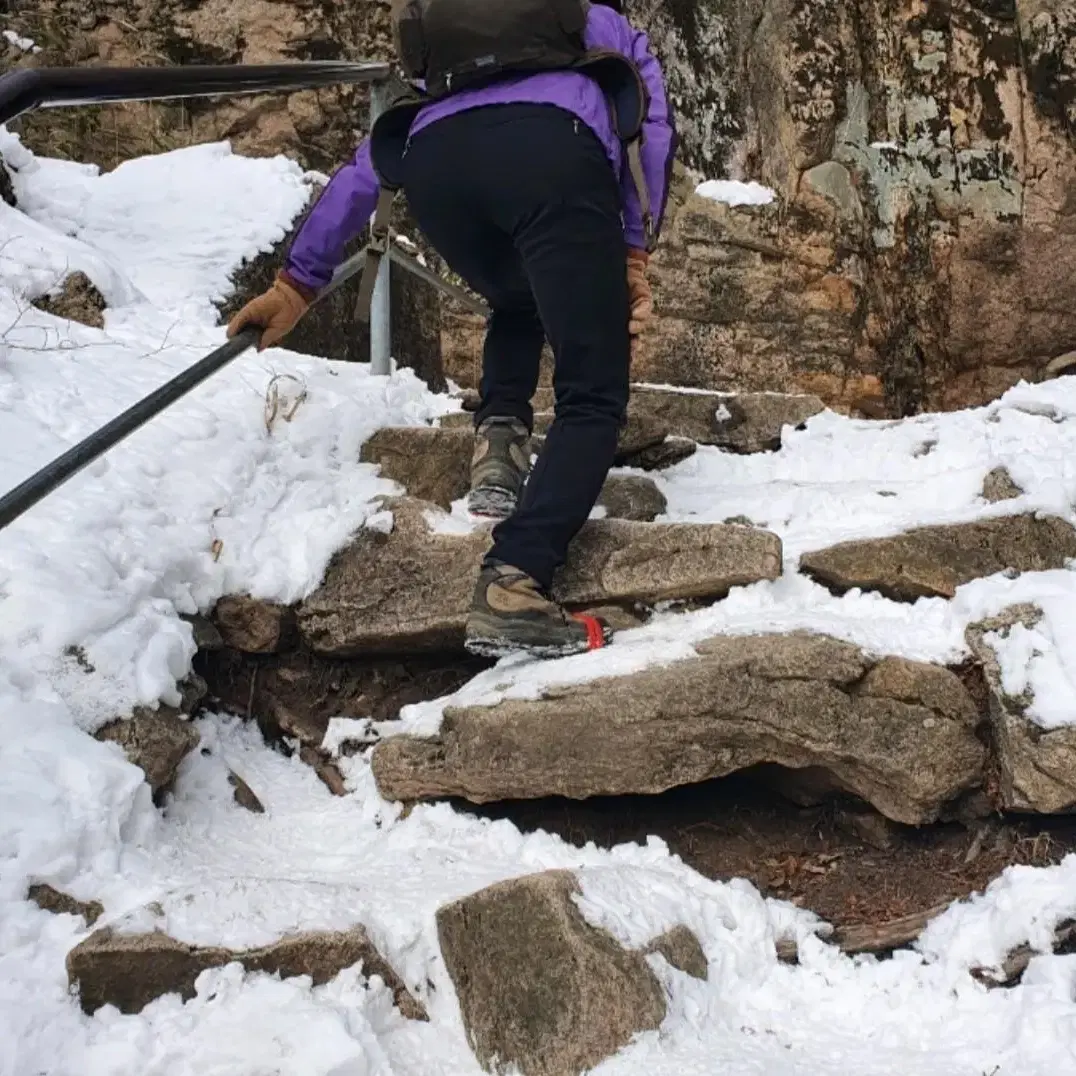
[0,245,371,531]
[0,62,392,126]
[0,58,490,531]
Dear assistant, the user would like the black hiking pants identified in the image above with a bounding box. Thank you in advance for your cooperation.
[401,104,631,591]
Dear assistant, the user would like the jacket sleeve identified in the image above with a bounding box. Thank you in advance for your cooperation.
[284,139,380,292]
[622,25,676,252]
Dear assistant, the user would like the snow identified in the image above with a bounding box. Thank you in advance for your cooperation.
[2,29,40,53]
[695,179,777,207]
[3,128,1076,1075]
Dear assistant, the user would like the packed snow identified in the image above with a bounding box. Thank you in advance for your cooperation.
[2,128,1076,1076]
[695,179,777,207]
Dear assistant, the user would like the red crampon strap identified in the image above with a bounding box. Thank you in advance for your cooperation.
[571,613,607,652]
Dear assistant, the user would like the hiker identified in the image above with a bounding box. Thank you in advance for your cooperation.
[227,0,676,659]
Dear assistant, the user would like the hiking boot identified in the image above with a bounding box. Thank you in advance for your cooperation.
[465,561,612,659]
[467,416,531,519]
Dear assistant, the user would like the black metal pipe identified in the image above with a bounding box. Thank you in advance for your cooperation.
[0,328,260,530]
[0,61,392,126]
[0,246,370,532]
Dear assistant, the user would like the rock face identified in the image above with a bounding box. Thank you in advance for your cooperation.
[372,633,985,824]
[452,385,820,455]
[629,436,698,471]
[228,771,265,813]
[95,710,199,796]
[0,152,15,207]
[297,498,782,656]
[67,925,426,1020]
[360,427,473,510]
[627,0,1076,416]
[31,271,106,329]
[13,0,395,173]
[801,515,1076,601]
[436,871,666,1076]
[15,0,1076,414]
[967,605,1076,814]
[533,403,668,459]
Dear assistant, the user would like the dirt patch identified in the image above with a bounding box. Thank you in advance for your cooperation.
[463,772,1076,931]
[198,646,490,748]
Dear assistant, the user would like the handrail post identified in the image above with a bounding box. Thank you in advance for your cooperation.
[368,81,392,377]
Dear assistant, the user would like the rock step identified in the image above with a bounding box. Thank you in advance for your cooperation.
[372,632,985,825]
[67,925,426,1020]
[297,498,782,656]
[361,427,668,520]
[432,411,667,464]
[95,709,199,797]
[968,605,1076,814]
[451,385,825,453]
[437,871,671,1076]
[801,514,1076,601]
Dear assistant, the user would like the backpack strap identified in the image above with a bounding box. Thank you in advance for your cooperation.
[576,50,656,251]
[625,140,655,250]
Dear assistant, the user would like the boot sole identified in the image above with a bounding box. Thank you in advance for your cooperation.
[467,486,518,520]
[464,615,612,661]
[464,634,596,660]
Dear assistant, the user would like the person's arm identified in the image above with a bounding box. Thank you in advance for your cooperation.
[283,139,381,292]
[227,139,380,349]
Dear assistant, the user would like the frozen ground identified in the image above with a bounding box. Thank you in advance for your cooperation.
[2,131,1076,1075]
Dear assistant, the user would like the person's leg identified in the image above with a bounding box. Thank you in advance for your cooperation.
[401,115,542,517]
[402,106,629,657]
[476,301,544,433]
[483,115,630,591]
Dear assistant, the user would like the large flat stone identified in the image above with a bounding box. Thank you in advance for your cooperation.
[453,387,821,454]
[298,498,781,656]
[67,925,426,1020]
[628,387,825,452]
[372,633,985,824]
[436,871,665,1076]
[801,514,1076,601]
[532,402,668,459]
[967,606,1076,814]
[361,427,667,517]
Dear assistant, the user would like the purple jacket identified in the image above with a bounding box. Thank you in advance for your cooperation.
[285,3,675,292]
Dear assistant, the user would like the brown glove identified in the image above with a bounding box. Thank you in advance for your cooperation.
[226,271,313,351]
[626,248,653,336]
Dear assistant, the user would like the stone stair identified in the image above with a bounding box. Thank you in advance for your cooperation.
[126,383,1076,824]
[65,384,1076,1076]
